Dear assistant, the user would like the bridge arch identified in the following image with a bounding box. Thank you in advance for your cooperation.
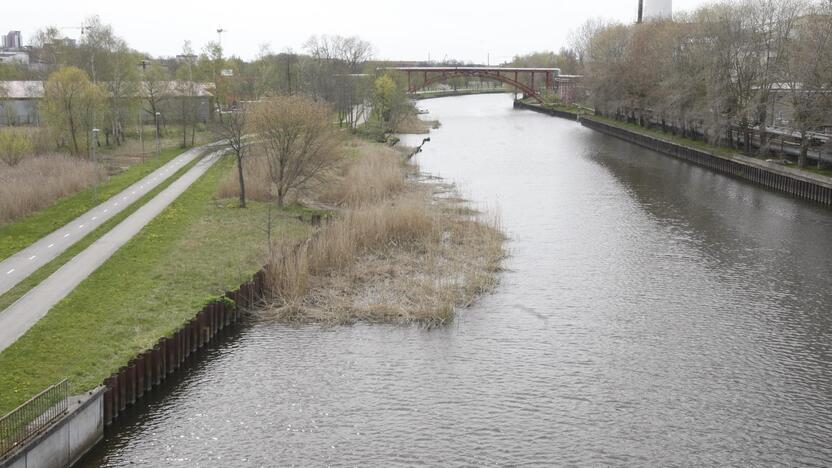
[387,67,559,104]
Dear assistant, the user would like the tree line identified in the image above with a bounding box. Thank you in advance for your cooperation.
[570,0,832,168]
[0,17,412,158]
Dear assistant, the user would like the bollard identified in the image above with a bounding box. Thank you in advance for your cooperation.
[126,361,136,405]
[117,368,127,412]
[218,302,226,331]
[136,355,145,399]
[103,377,114,426]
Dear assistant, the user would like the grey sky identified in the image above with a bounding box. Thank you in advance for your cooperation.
[6,0,712,62]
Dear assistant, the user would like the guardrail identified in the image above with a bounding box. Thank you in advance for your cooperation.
[0,379,68,459]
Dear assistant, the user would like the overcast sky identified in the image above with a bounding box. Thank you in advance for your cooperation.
[7,0,712,62]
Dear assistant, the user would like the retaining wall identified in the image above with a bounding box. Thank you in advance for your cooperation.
[1,389,104,468]
[0,269,268,468]
[514,100,832,206]
[100,269,267,427]
[581,117,832,206]
[513,100,579,121]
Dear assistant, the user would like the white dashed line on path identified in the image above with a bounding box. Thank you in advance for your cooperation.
[48,244,54,248]
[92,217,98,221]
[29,256,36,261]
[6,269,14,275]
[79,225,85,229]
[103,209,109,213]
[64,233,70,238]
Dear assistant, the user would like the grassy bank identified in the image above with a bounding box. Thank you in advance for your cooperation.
[0,154,203,312]
[0,145,192,262]
[261,138,506,325]
[0,155,307,414]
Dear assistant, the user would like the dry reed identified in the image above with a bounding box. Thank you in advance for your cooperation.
[216,151,274,202]
[261,137,506,325]
[0,154,104,226]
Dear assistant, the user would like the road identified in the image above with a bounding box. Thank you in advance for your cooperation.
[0,150,224,353]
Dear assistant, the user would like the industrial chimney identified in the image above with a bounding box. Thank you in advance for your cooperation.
[643,0,673,20]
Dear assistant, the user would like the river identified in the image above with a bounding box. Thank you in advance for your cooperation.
[81,93,832,467]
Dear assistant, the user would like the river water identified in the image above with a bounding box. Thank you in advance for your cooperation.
[82,94,832,467]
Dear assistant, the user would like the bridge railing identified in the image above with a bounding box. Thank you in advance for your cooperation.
[0,379,68,459]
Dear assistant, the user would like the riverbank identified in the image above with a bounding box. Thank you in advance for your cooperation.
[515,100,832,206]
[260,137,506,325]
[0,156,308,416]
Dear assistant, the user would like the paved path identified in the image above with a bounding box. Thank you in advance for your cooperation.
[0,145,212,297]
[0,150,224,353]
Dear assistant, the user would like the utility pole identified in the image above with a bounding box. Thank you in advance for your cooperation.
[138,59,152,159]
[638,0,644,23]
[155,112,161,155]
[91,128,99,202]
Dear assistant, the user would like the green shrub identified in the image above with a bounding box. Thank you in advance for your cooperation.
[0,128,33,166]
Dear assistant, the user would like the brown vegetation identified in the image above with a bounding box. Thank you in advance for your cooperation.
[0,154,103,225]
[250,95,342,207]
[260,138,505,325]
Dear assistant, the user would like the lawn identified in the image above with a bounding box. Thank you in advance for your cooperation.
[0,154,203,312]
[0,145,192,261]
[0,156,308,414]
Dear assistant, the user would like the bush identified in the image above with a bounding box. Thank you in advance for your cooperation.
[0,128,33,166]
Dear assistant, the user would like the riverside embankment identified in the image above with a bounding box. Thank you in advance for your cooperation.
[79,94,832,467]
[514,100,832,206]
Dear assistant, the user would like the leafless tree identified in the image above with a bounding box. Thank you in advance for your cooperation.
[214,104,250,207]
[251,95,341,207]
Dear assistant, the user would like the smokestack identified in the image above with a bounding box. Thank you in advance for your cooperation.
[638,0,644,23]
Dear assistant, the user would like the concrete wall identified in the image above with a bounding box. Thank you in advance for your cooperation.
[0,388,104,468]
[0,100,39,126]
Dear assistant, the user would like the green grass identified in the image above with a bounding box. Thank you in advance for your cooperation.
[0,156,308,414]
[0,146,191,262]
[0,155,204,312]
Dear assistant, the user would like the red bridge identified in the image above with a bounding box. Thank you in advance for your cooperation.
[385,67,562,103]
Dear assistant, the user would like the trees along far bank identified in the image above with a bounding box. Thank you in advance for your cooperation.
[573,0,832,168]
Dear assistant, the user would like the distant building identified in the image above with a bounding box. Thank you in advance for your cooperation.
[1,31,23,50]
[0,80,215,126]
[0,81,42,125]
[0,51,29,65]
[644,0,672,20]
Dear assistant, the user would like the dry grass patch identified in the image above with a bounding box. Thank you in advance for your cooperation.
[260,138,506,326]
[0,154,104,225]
[216,151,274,202]
[395,114,440,134]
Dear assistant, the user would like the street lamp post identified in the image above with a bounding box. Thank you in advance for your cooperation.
[91,128,100,202]
[154,112,161,155]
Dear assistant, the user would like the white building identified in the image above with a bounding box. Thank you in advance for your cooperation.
[644,0,672,20]
[0,51,29,65]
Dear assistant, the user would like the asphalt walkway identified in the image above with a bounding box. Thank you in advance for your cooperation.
[0,150,224,353]
[0,145,212,297]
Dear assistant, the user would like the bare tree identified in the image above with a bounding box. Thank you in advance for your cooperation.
[214,104,250,207]
[782,1,832,167]
[251,95,341,207]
